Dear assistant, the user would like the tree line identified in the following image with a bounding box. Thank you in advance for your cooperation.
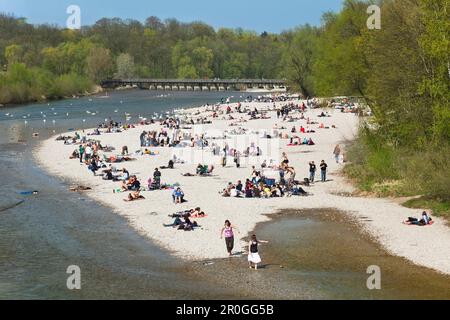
[0,14,289,104]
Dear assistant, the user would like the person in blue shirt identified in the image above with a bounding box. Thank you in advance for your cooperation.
[172,187,185,204]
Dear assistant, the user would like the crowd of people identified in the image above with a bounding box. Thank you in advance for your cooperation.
[54,93,424,271]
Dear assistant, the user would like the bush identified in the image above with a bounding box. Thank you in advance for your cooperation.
[345,127,450,202]
[52,73,93,98]
[0,64,94,104]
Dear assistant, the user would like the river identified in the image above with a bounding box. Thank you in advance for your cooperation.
[1,90,449,299]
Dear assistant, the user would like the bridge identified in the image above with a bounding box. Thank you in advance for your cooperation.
[100,79,288,91]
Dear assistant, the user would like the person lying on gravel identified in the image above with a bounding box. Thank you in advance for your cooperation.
[403,211,433,226]
[169,208,205,219]
[164,216,199,231]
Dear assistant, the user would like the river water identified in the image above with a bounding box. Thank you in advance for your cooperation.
[1,90,449,299]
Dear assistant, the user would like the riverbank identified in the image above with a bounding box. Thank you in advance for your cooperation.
[34,99,450,275]
[0,85,103,109]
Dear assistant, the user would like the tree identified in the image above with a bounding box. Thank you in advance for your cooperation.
[281,26,318,97]
[223,52,247,78]
[364,0,431,146]
[5,44,24,66]
[177,62,198,79]
[313,0,370,97]
[191,47,214,78]
[145,16,164,31]
[86,46,113,82]
[419,0,450,144]
[115,53,135,79]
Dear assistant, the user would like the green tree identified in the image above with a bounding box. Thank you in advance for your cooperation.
[281,26,318,97]
[419,0,450,144]
[223,52,247,78]
[86,46,113,82]
[177,63,198,79]
[5,44,24,66]
[115,53,135,78]
[191,46,213,78]
[313,0,370,97]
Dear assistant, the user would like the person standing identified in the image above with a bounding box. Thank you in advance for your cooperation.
[222,146,227,167]
[140,131,146,147]
[309,161,317,183]
[234,151,241,168]
[220,220,240,256]
[248,234,269,270]
[320,160,328,182]
[333,144,341,164]
[79,144,85,163]
[84,144,93,161]
[153,168,161,188]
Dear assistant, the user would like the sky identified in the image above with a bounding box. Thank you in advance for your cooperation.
[0,0,343,33]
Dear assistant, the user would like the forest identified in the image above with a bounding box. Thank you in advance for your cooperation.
[0,0,448,210]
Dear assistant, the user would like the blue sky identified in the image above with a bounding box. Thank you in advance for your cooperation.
[0,0,343,32]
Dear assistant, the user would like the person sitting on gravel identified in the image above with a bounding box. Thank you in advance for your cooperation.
[172,187,185,204]
[124,190,145,202]
[160,160,174,169]
[120,175,140,192]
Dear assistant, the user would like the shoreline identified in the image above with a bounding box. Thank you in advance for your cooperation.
[34,99,450,275]
[0,85,104,109]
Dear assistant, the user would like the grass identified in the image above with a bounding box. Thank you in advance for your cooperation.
[403,197,450,219]
[343,132,450,222]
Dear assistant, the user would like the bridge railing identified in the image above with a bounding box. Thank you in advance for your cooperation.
[101,78,286,84]
[100,79,288,91]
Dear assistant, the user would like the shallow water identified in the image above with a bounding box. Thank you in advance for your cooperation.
[1,91,449,299]
[0,90,245,299]
[200,209,450,300]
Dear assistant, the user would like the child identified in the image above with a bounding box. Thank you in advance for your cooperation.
[248,234,269,270]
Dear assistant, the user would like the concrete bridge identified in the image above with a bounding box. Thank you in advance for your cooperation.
[100,79,288,91]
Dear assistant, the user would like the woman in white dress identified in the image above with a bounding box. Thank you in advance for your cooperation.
[248,234,269,270]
